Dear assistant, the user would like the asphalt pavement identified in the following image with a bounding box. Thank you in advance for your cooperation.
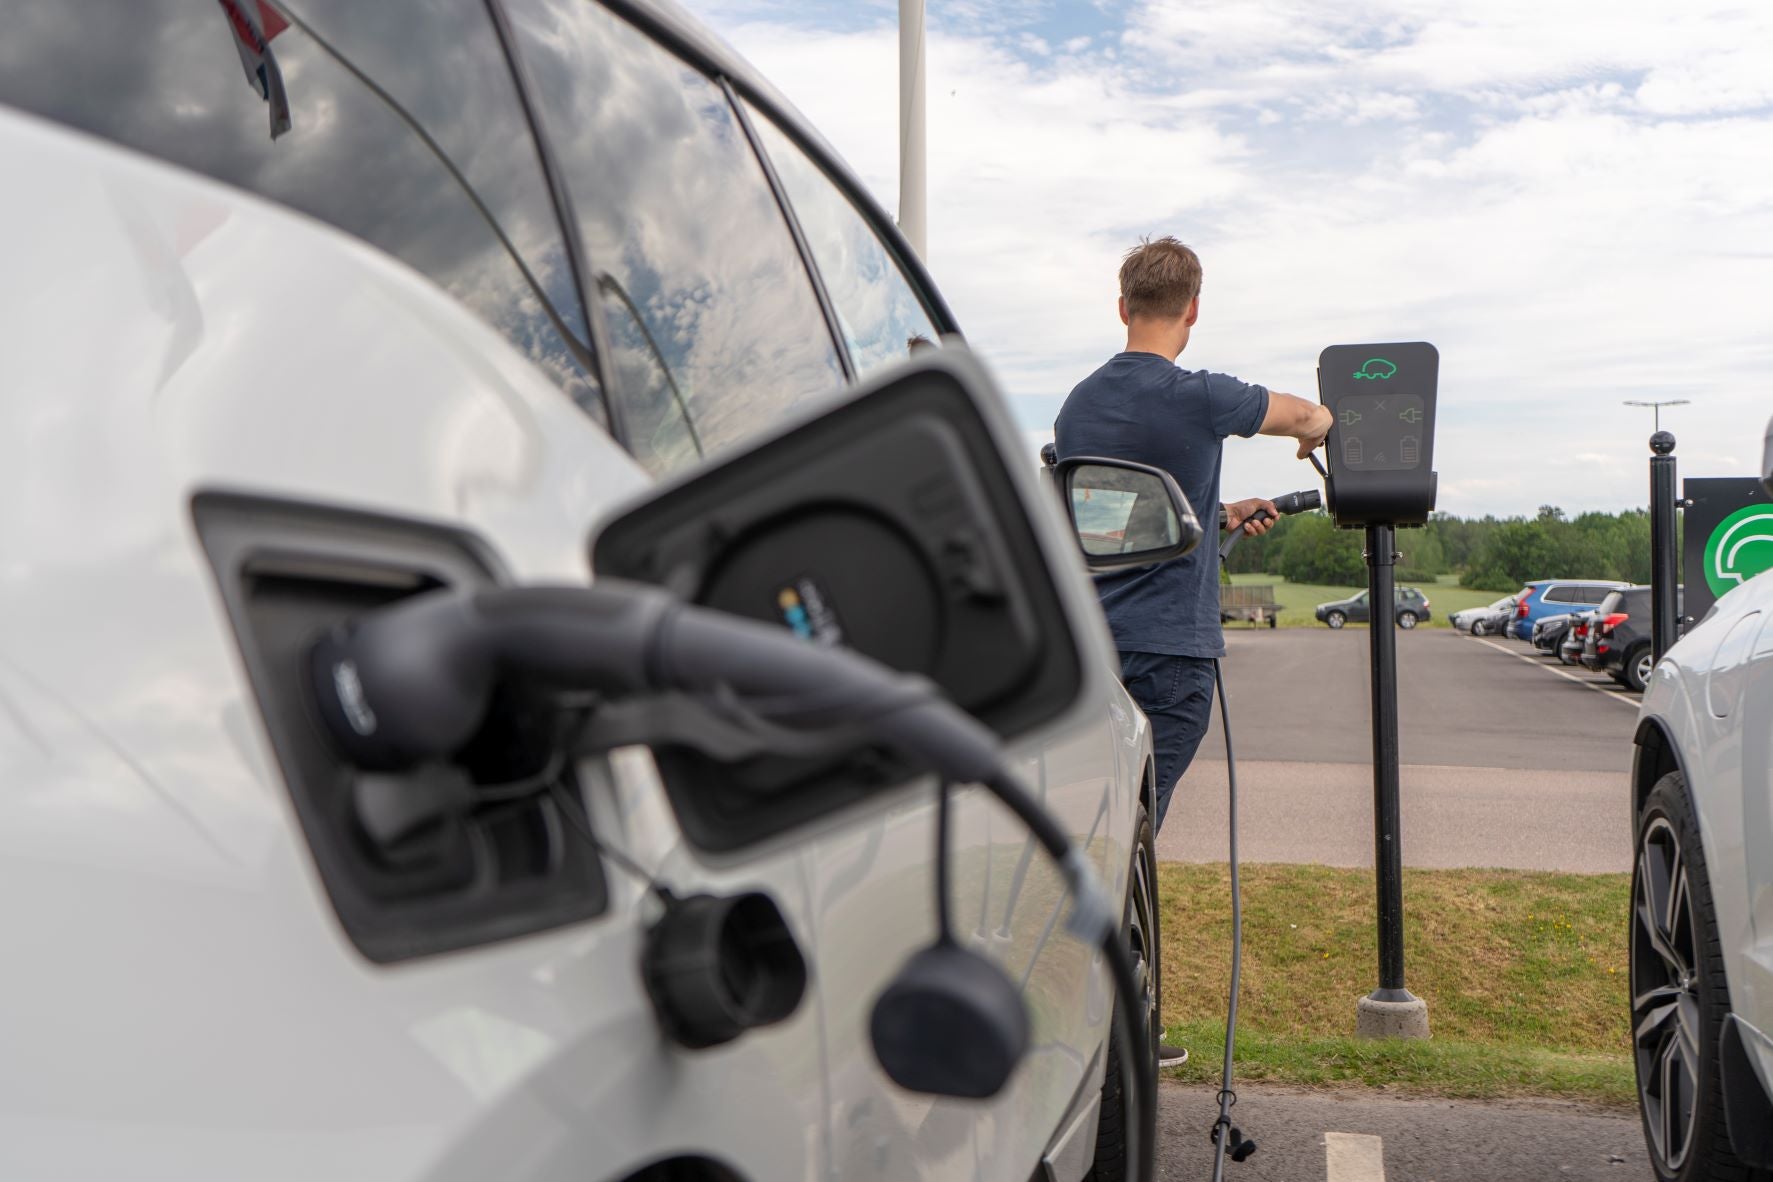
[1148,630,1649,1182]
[1158,1083,1647,1180]
[1157,629,1640,872]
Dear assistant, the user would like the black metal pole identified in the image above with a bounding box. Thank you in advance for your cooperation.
[1649,432,1679,662]
[1365,523,1407,996]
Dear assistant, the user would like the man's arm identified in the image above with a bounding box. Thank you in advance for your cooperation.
[1259,392,1334,460]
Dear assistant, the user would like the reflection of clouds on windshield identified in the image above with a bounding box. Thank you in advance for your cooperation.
[746,107,938,379]
[507,0,845,476]
[0,0,596,407]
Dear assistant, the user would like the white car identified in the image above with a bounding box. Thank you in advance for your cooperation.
[0,3,1164,1180]
[1453,595,1517,633]
[1629,423,1773,1181]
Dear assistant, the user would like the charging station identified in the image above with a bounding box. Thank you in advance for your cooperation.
[1319,342,1439,528]
[1318,342,1439,1039]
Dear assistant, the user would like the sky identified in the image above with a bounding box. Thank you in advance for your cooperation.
[688,0,1773,518]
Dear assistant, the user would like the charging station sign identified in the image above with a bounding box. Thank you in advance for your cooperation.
[1318,342,1439,527]
[1684,477,1773,622]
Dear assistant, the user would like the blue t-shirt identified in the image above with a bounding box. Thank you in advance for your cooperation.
[1054,353,1269,658]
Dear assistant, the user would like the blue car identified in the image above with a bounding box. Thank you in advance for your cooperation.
[1505,579,1630,639]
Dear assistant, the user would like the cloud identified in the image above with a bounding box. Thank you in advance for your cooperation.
[695,0,1773,516]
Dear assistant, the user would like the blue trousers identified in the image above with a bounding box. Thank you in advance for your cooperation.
[1118,651,1217,831]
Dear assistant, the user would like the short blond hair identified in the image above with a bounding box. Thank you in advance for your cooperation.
[1118,236,1202,320]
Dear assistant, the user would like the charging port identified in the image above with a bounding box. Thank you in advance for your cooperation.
[193,493,607,963]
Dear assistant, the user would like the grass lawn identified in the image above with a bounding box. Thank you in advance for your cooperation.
[1158,863,1635,1105]
[1226,573,1505,629]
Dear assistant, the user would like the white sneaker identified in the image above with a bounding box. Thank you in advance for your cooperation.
[1157,1041,1190,1069]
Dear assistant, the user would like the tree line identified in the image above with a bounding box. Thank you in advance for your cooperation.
[1222,506,1661,591]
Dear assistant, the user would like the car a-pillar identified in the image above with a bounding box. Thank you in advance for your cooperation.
[1318,342,1440,1041]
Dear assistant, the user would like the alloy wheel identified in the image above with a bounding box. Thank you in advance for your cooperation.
[1634,652,1655,692]
[1632,815,1701,1174]
[1125,828,1160,1059]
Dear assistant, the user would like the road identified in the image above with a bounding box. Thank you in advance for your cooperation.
[1157,630,1640,872]
[1158,1083,1646,1180]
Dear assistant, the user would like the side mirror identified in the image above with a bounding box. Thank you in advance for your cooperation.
[1052,456,1201,571]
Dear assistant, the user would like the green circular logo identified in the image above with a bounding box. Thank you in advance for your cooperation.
[1703,504,1773,598]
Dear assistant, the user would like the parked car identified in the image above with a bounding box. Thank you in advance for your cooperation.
[1316,586,1432,629]
[1559,613,1596,666]
[1532,611,1580,654]
[1580,585,1684,692]
[1469,598,1518,637]
[0,6,1158,1181]
[1453,594,1516,633]
[1505,579,1631,639]
[1627,421,1773,1178]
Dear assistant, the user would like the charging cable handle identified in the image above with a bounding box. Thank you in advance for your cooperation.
[1217,489,1322,562]
[310,583,1121,954]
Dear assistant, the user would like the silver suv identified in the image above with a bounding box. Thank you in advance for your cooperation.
[1628,421,1773,1180]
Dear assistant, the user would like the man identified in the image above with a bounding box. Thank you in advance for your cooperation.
[1055,237,1333,1039]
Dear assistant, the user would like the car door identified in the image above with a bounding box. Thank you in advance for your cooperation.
[1738,605,1773,1036]
[0,5,830,1179]
[1349,591,1371,623]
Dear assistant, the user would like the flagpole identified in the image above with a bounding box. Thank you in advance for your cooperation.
[898,0,928,258]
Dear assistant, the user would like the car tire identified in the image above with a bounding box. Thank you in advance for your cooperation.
[1398,611,1419,630]
[1326,611,1347,630]
[1088,801,1160,1182]
[1624,645,1654,694]
[1632,773,1764,1182]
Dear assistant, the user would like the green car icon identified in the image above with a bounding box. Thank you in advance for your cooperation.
[1353,358,1397,381]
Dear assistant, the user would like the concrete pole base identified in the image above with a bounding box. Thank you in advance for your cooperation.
[1356,990,1430,1040]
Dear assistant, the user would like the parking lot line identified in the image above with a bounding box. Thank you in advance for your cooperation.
[1471,637,1640,706]
[1325,1131,1386,1182]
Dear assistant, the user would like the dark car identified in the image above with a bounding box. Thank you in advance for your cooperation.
[1532,612,1579,654]
[1315,586,1432,629]
[1581,585,1684,692]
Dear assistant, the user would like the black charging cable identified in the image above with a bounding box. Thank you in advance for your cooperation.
[934,780,954,937]
[1207,657,1254,1178]
[1203,485,1324,1175]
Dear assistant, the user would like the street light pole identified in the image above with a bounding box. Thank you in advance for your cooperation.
[1623,399,1690,434]
[898,0,928,258]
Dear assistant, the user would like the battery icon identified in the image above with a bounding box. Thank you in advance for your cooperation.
[1344,437,1364,466]
[1400,435,1419,466]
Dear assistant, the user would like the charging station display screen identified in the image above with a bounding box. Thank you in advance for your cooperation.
[1336,392,1427,471]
